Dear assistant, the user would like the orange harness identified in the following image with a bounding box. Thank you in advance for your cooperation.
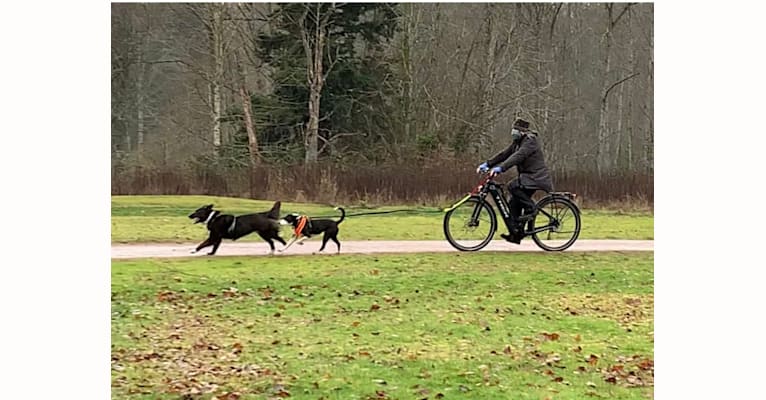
[294,215,309,238]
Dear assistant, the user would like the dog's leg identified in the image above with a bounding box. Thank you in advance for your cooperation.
[318,234,330,253]
[208,238,223,255]
[331,236,341,254]
[258,231,278,255]
[296,236,308,246]
[192,237,214,254]
[275,234,287,247]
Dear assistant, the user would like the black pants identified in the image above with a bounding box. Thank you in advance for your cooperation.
[508,179,537,221]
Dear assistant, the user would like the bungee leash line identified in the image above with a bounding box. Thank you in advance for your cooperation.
[305,208,448,219]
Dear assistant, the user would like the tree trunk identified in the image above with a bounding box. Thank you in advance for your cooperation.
[302,4,327,164]
[306,85,321,163]
[136,49,145,160]
[125,131,132,153]
[615,79,625,170]
[400,3,416,155]
[596,21,612,177]
[211,4,224,150]
[627,16,636,172]
[240,86,258,163]
[479,3,497,149]
[235,50,259,166]
[644,59,654,173]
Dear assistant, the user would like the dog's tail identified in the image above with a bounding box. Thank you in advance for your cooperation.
[334,207,345,224]
[267,201,282,220]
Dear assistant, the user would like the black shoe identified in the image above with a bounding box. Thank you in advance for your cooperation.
[500,233,522,244]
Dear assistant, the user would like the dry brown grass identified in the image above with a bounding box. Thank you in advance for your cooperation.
[112,162,653,209]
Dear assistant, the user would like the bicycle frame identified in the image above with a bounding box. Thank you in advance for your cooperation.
[446,175,565,237]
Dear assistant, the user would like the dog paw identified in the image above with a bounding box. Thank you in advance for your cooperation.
[190,249,198,254]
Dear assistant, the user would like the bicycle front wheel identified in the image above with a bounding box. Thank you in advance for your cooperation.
[530,196,581,251]
[443,196,497,251]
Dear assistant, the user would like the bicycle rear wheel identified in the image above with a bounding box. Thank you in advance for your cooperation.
[443,197,497,251]
[529,196,581,251]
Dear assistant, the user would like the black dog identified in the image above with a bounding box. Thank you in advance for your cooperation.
[188,201,286,255]
[279,207,345,254]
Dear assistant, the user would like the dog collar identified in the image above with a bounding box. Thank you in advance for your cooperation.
[205,210,219,226]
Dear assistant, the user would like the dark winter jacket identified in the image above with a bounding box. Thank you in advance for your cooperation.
[485,133,553,192]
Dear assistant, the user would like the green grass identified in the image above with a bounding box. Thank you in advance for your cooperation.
[111,195,653,243]
[112,252,654,399]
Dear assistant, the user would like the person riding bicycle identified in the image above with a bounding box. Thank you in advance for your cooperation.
[476,118,553,244]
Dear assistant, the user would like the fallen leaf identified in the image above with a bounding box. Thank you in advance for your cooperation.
[587,354,599,365]
[638,358,654,370]
[157,291,177,302]
[542,332,560,341]
[624,298,641,306]
[370,304,381,311]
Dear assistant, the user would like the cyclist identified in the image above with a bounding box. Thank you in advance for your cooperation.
[476,118,553,244]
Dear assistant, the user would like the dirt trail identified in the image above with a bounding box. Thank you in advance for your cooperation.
[111,240,653,259]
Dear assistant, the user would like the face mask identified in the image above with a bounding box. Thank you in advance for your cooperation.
[511,128,523,141]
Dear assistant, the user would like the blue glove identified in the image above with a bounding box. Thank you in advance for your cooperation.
[490,166,503,176]
[476,162,489,174]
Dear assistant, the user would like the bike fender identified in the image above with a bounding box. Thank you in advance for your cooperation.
[442,194,473,213]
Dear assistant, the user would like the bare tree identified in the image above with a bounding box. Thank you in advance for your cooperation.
[596,2,637,176]
[297,3,336,164]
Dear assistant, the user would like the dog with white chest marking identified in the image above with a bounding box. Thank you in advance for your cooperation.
[279,207,345,254]
[188,201,286,255]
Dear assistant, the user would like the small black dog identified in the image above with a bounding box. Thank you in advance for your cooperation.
[279,207,345,254]
[188,201,286,255]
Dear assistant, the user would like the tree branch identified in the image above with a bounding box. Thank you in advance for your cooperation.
[603,72,640,102]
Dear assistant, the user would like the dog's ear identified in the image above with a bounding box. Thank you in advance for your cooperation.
[206,204,214,209]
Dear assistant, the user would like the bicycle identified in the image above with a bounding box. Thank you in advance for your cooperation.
[443,172,582,252]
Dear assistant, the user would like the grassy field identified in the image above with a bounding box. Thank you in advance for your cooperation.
[112,252,654,399]
[111,195,654,243]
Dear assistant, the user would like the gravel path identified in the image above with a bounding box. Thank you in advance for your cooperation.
[112,239,653,259]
